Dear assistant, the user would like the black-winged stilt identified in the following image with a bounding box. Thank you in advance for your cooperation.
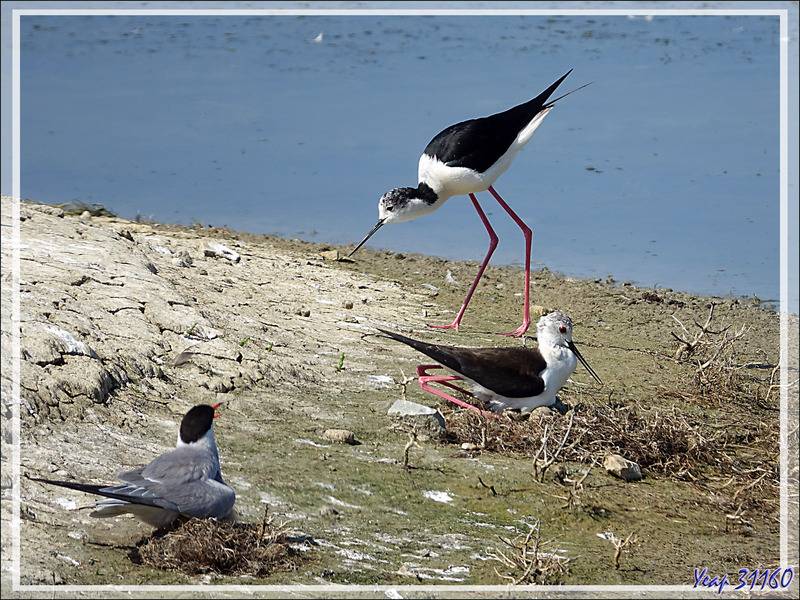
[350,70,587,336]
[377,311,601,416]
[29,404,236,529]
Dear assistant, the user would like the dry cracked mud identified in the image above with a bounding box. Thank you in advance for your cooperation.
[1,195,797,598]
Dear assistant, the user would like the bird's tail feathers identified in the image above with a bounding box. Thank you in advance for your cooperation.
[28,474,176,512]
[376,328,463,374]
[546,81,594,107]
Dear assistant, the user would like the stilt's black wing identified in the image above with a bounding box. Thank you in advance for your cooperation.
[377,329,547,398]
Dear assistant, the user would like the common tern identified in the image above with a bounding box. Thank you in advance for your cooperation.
[30,403,236,529]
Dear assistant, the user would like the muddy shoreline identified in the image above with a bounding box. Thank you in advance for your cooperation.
[1,195,797,597]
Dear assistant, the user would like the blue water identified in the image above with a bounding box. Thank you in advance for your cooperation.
[3,4,798,312]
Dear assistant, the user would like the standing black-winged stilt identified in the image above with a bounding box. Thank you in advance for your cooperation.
[29,404,236,529]
[349,70,587,337]
[377,311,602,416]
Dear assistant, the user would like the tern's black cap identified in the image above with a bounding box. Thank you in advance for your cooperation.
[179,404,217,444]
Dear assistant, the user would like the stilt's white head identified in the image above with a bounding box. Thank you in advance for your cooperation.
[348,184,439,257]
[537,312,602,385]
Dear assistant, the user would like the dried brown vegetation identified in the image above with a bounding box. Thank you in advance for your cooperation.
[440,305,780,522]
[487,519,570,585]
[137,508,306,577]
[669,303,778,409]
[445,401,734,478]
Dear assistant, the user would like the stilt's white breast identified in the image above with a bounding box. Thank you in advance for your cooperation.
[539,345,578,398]
[418,153,497,199]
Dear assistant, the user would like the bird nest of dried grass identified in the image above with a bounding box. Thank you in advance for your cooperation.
[443,401,711,475]
[137,507,307,577]
[440,397,779,516]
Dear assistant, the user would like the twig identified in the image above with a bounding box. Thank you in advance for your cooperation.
[531,423,549,481]
[403,429,419,470]
[725,502,751,532]
[613,532,636,569]
[487,519,565,585]
[533,410,575,482]
[478,477,497,496]
[671,304,730,360]
[397,370,415,401]
[732,471,769,502]
[257,504,269,545]
[575,455,598,490]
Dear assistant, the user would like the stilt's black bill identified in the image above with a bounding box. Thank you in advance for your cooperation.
[567,341,602,385]
[348,219,385,257]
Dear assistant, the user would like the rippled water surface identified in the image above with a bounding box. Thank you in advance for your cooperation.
[4,5,797,310]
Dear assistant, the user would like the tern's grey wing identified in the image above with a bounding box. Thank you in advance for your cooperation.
[108,476,235,519]
[136,446,219,484]
[29,476,180,513]
[113,448,235,519]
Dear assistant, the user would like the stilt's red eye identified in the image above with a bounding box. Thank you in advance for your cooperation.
[559,327,567,333]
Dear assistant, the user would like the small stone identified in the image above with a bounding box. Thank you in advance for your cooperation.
[552,463,568,484]
[33,204,65,218]
[174,250,193,266]
[202,240,240,263]
[388,399,446,440]
[530,305,547,318]
[603,454,642,482]
[323,429,356,445]
[320,250,339,261]
[397,563,421,579]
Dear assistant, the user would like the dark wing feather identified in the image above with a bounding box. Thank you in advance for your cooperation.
[28,476,181,512]
[424,70,572,173]
[378,329,546,398]
[377,328,468,372]
[445,346,547,398]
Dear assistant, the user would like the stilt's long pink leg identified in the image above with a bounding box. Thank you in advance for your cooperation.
[415,365,495,417]
[416,365,471,396]
[487,185,531,337]
[429,194,498,332]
